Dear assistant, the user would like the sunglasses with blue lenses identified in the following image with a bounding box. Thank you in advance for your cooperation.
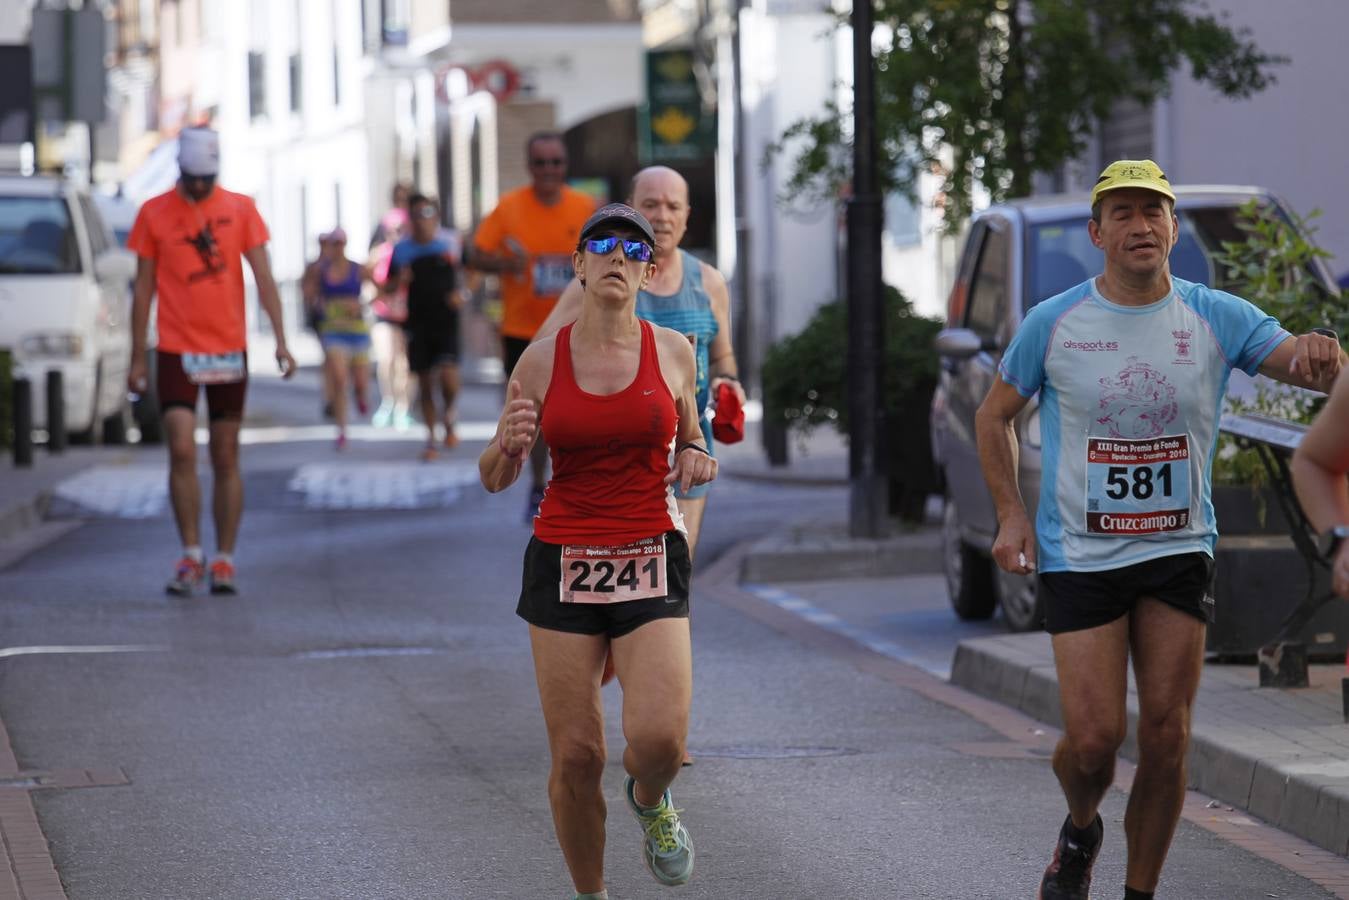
[585,235,653,262]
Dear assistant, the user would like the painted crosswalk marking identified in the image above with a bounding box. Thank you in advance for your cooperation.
[285,461,481,510]
[50,466,168,518]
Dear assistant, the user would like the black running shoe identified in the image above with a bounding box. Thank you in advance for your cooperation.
[1038,813,1102,900]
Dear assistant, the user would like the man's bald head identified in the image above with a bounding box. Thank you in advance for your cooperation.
[628,166,690,259]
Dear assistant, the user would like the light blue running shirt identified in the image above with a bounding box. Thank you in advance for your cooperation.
[998,276,1288,573]
[635,249,720,501]
[635,249,719,416]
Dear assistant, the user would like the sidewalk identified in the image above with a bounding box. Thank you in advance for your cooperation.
[726,458,1349,866]
[0,447,136,542]
[950,633,1349,860]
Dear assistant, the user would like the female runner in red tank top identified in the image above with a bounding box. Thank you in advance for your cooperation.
[479,204,714,900]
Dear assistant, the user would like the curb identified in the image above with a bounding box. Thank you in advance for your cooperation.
[950,635,1349,859]
[0,492,51,545]
[738,525,942,582]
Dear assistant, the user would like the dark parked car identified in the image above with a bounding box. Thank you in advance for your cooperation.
[929,186,1340,631]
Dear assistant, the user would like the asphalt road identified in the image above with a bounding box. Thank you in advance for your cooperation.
[0,372,1335,899]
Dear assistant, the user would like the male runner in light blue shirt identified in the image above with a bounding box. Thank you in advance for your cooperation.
[977,159,1345,900]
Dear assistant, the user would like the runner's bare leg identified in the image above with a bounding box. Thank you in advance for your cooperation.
[208,419,243,555]
[164,408,200,547]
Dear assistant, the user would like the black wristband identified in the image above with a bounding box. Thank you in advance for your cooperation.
[677,441,709,456]
[1311,327,1338,340]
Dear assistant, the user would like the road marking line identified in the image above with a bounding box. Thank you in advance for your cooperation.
[0,645,165,659]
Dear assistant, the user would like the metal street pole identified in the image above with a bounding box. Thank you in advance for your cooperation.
[847,0,888,537]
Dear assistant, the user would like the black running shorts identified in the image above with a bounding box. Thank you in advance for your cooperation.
[406,321,459,374]
[517,530,692,638]
[1038,551,1215,634]
[156,351,248,422]
[502,336,530,378]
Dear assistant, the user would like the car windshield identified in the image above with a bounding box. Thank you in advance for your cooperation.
[0,196,81,275]
[1025,206,1262,313]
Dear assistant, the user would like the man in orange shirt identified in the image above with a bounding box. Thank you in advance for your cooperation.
[470,132,596,519]
[126,127,296,596]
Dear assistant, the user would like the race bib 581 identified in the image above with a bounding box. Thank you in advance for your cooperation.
[1084,434,1192,535]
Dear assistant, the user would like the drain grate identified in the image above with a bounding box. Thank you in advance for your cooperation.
[686,745,859,760]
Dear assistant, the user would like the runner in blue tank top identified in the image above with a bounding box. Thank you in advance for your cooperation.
[538,166,744,557]
[977,159,1345,900]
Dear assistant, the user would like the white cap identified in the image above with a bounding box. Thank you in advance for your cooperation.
[178,127,220,177]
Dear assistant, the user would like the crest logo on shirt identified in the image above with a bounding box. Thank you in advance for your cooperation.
[1172,329,1195,365]
[1096,357,1178,439]
[183,221,226,283]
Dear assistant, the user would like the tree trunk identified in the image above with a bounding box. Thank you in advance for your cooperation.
[1003,0,1033,198]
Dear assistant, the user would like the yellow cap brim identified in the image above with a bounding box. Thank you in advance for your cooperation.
[1092,180,1177,206]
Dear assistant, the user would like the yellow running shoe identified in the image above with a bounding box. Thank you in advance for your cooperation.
[623,775,694,886]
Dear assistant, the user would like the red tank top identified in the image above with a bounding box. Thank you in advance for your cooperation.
[535,320,683,545]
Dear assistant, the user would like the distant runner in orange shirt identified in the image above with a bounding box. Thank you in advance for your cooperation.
[469,132,596,520]
[126,127,296,597]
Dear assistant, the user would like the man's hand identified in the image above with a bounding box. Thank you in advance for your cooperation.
[502,238,529,276]
[665,444,717,494]
[711,375,747,405]
[276,345,297,379]
[1335,543,1349,600]
[991,509,1037,575]
[1288,331,1343,392]
[128,354,148,395]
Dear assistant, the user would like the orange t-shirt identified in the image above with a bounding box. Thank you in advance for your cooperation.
[127,187,270,354]
[473,185,596,340]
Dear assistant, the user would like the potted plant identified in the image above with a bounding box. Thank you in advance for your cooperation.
[761,285,942,522]
[1210,200,1346,532]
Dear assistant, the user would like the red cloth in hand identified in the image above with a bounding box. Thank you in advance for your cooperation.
[711,381,745,444]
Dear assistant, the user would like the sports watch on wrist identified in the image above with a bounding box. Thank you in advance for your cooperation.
[1320,524,1349,559]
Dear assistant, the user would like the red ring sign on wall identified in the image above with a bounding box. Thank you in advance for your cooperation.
[437,60,521,104]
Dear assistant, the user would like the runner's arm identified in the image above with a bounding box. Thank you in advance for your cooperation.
[1258,332,1347,393]
[531,278,584,343]
[660,330,717,492]
[127,256,156,392]
[1292,372,1349,597]
[466,236,527,275]
[243,244,296,377]
[702,264,746,404]
[300,261,320,309]
[481,345,547,492]
[975,377,1035,574]
[1292,372,1349,532]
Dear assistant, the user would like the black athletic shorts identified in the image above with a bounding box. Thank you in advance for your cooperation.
[517,530,692,638]
[502,336,530,379]
[156,350,248,422]
[406,320,459,373]
[1039,551,1215,634]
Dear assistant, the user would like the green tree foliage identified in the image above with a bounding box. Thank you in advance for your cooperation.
[771,0,1284,226]
[761,285,941,435]
[762,286,944,521]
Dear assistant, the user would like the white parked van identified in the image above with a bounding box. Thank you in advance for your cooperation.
[0,175,137,443]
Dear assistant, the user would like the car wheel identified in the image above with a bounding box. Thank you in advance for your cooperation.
[942,495,996,620]
[994,565,1042,632]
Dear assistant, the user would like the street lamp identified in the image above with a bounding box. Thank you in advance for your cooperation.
[847,0,887,538]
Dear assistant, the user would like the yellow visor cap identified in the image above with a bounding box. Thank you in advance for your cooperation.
[1091,159,1176,206]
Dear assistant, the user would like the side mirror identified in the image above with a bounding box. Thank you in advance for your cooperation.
[95,249,136,284]
[934,327,987,360]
